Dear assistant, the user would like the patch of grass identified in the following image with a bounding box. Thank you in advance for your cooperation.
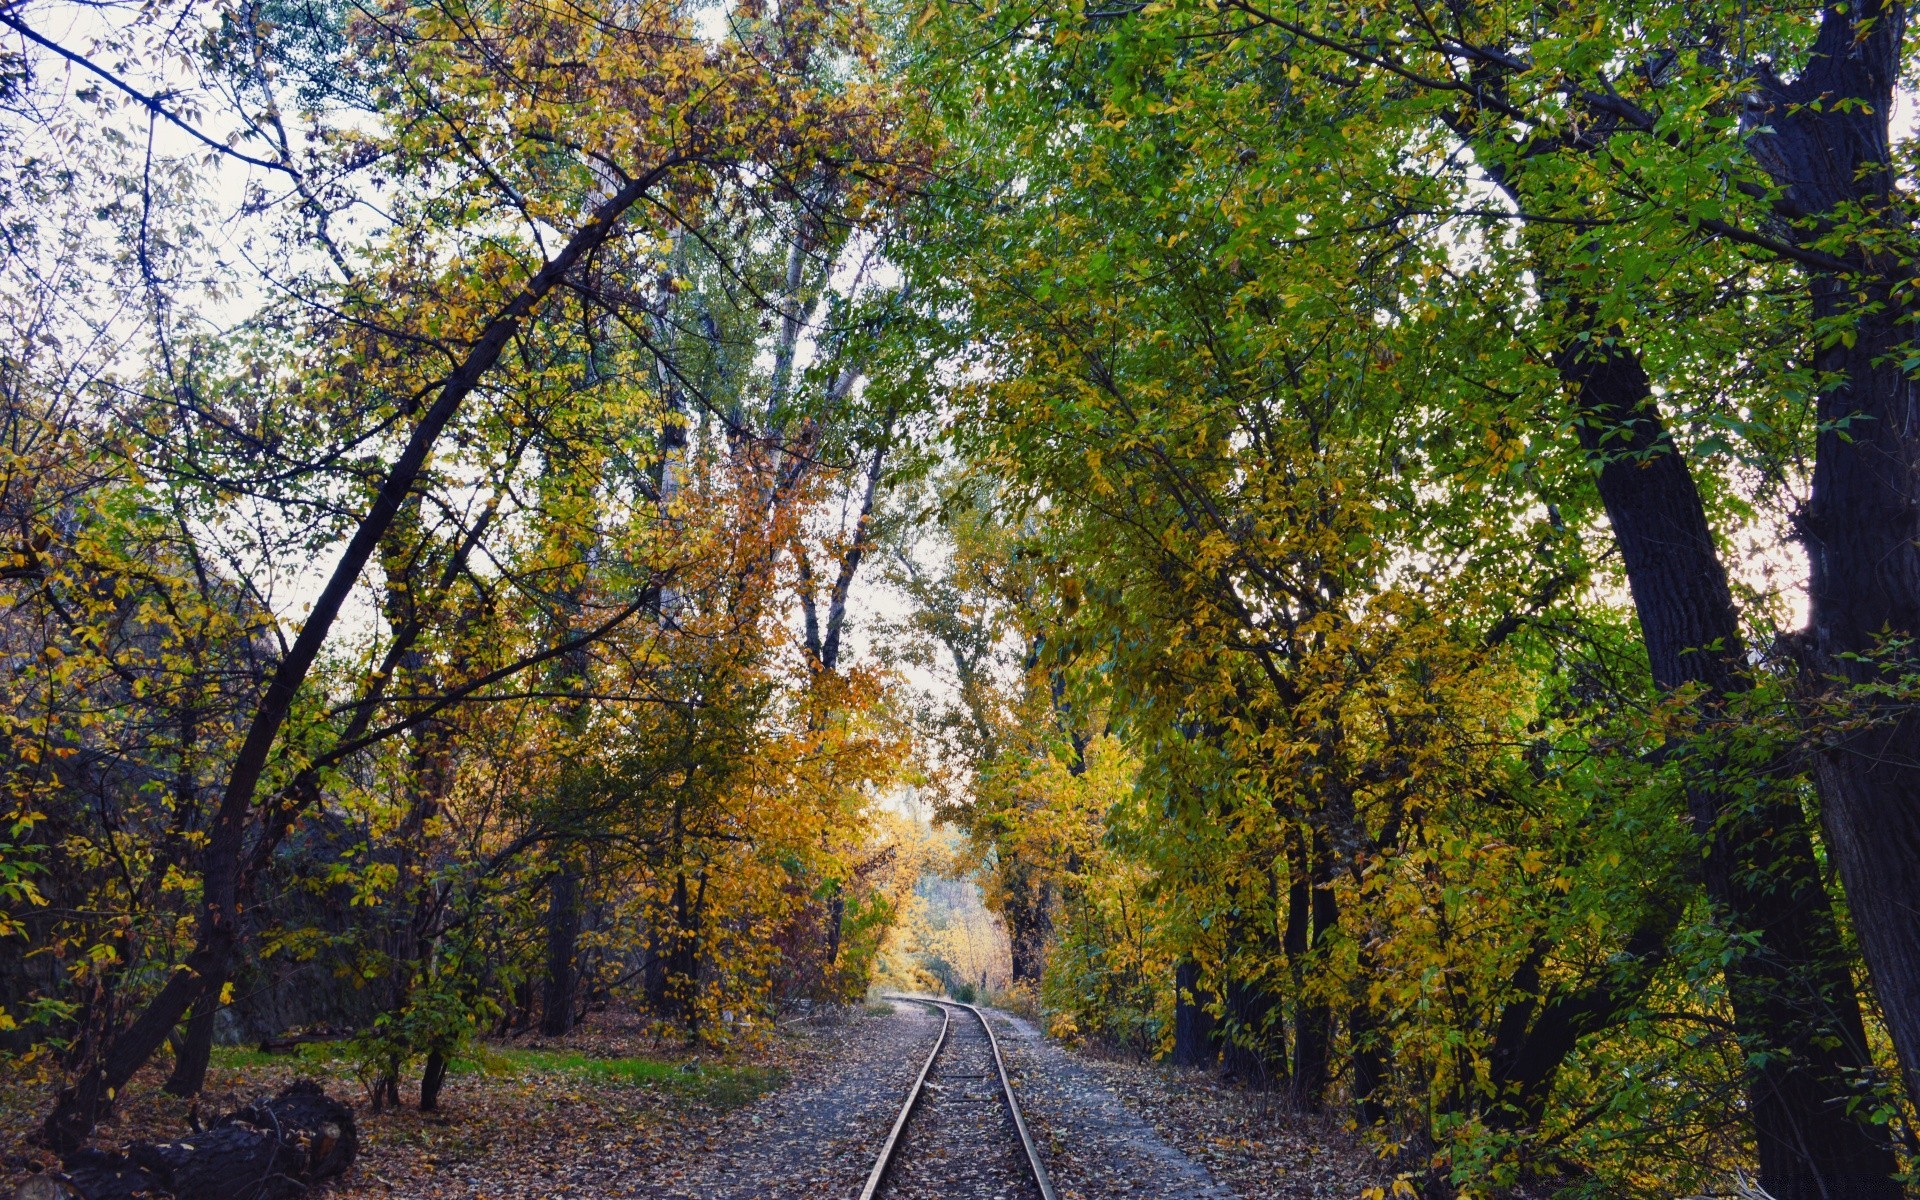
[469,1046,783,1109]
[456,1043,519,1077]
[209,1040,354,1073]
[207,1045,285,1070]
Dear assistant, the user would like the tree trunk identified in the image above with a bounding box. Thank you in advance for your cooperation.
[1348,1000,1387,1126]
[1796,278,1920,1126]
[1217,861,1288,1087]
[1286,835,1336,1110]
[541,867,581,1038]
[1003,863,1054,986]
[1288,1005,1331,1109]
[1746,0,1920,1119]
[1558,333,1899,1197]
[826,889,843,966]
[1807,730,1920,1104]
[418,1049,449,1113]
[510,979,534,1032]
[1219,974,1286,1086]
[680,871,706,1040]
[1172,958,1216,1067]
[1486,916,1676,1131]
[162,982,220,1098]
[643,923,670,1015]
[38,173,669,1154]
[645,867,703,1031]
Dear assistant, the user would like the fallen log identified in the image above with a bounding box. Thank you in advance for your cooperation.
[21,1081,356,1200]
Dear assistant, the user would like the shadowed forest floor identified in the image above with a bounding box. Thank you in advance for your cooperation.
[2,1008,797,1200]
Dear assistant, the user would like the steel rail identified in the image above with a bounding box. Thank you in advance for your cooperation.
[856,998,949,1200]
[955,998,1059,1200]
[868,995,1058,1200]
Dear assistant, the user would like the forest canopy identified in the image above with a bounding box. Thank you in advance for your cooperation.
[5,0,1920,1195]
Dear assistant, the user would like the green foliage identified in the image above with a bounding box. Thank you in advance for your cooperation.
[7,0,1920,1191]
[888,0,1920,1191]
[207,1045,296,1071]
[0,0,925,1136]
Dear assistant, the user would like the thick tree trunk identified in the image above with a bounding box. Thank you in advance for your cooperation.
[1171,958,1216,1067]
[1002,864,1054,986]
[1285,835,1335,1110]
[1288,1000,1331,1110]
[1217,861,1288,1087]
[1558,335,1899,1197]
[1219,974,1287,1086]
[418,1048,449,1113]
[541,867,581,1038]
[1794,283,1920,1118]
[1746,0,1920,1116]
[1807,704,1920,1100]
[1347,1000,1387,1126]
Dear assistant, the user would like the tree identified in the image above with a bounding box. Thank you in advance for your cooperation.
[0,0,917,1150]
[901,0,1915,1188]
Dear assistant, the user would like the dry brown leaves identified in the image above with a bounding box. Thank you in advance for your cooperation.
[1059,1048,1392,1200]
[1,1009,816,1200]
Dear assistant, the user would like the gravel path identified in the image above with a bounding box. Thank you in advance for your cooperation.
[659,1004,941,1199]
[677,998,1237,1200]
[880,1001,1040,1200]
[986,1011,1237,1200]
[1025,1034,1390,1200]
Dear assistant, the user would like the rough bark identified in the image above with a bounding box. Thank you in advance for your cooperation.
[1807,739,1920,1103]
[1002,863,1054,986]
[1286,836,1335,1110]
[1558,334,1899,1196]
[1747,0,1920,1116]
[161,982,220,1098]
[1171,958,1217,1067]
[541,867,582,1037]
[418,1048,449,1113]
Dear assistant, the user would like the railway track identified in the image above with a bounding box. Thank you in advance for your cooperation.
[858,996,1059,1200]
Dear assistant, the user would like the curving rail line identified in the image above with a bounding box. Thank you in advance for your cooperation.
[859,995,1058,1200]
